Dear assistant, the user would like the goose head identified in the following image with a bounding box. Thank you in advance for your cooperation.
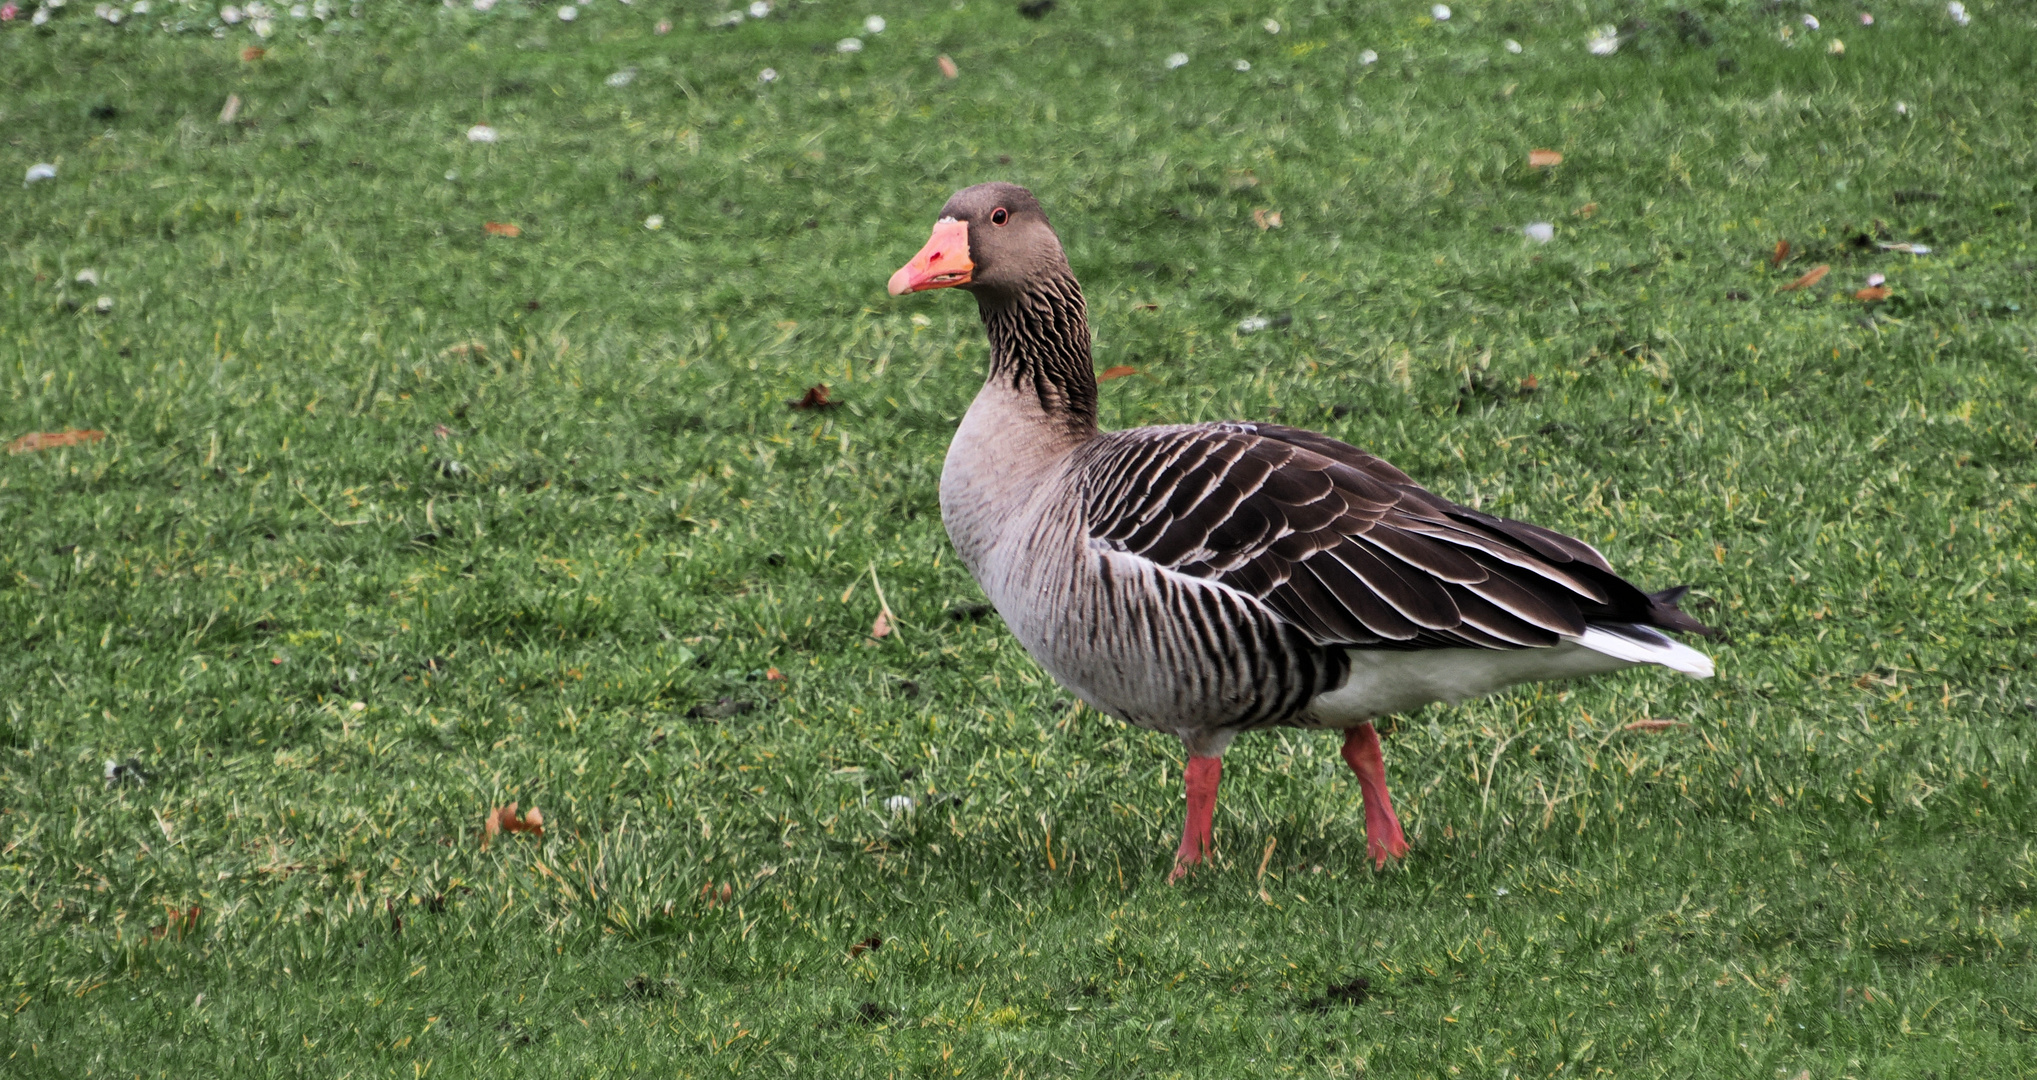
[887,182,1071,300]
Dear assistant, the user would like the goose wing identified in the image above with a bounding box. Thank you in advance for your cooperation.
[1074,422,1710,650]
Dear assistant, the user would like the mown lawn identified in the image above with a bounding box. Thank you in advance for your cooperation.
[3,0,2035,1075]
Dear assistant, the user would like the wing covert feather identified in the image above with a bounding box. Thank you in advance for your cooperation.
[1074,423,1685,651]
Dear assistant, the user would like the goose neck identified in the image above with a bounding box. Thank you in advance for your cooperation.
[977,273,1100,433]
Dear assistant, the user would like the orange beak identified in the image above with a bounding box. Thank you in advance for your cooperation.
[887,218,974,296]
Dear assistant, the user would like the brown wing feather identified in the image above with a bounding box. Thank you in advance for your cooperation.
[1076,422,1712,650]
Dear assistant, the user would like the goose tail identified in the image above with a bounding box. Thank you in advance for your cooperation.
[1570,624,1715,679]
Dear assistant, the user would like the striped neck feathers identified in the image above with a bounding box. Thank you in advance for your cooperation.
[977,271,1099,430]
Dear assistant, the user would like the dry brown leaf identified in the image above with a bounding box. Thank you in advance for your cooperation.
[1252,208,1283,230]
[483,221,521,238]
[482,803,544,849]
[1097,365,1139,381]
[937,54,958,79]
[1771,239,1791,267]
[1622,719,1688,732]
[1517,374,1539,394]
[1527,148,1563,168]
[7,429,106,454]
[1779,264,1830,291]
[1135,303,1160,312]
[765,667,785,681]
[1573,202,1598,218]
[240,46,265,61]
[700,882,734,907]
[788,384,837,410]
[847,934,884,959]
[870,610,892,640]
[149,904,202,942]
[1855,286,1891,302]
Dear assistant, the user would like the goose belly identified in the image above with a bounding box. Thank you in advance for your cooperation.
[982,534,1336,738]
[1303,643,1635,724]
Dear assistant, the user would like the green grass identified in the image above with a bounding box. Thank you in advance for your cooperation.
[4,0,2036,1074]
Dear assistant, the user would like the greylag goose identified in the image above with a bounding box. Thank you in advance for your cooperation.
[889,183,1715,880]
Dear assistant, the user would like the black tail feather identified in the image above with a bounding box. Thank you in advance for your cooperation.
[1646,585,1717,637]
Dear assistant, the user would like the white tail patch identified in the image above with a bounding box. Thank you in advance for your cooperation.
[1569,625,1714,678]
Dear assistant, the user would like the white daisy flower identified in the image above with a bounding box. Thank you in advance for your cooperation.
[1358,48,1378,64]
[466,123,499,142]
[836,36,862,51]
[748,0,769,15]
[1431,4,1449,19]
[1234,59,1251,71]
[557,4,575,19]
[1524,222,1554,243]
[758,66,778,82]
[1262,17,1279,33]
[1164,51,1189,68]
[1587,25,1619,54]
[220,4,242,21]
[863,13,884,32]
[644,214,664,230]
[605,68,636,87]
[1946,1,1969,25]
[1504,38,1521,52]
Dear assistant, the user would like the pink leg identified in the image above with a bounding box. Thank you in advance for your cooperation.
[1342,724,1409,868]
[1169,756,1223,883]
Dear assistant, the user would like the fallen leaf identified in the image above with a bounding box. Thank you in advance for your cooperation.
[1252,208,1283,230]
[1097,365,1139,381]
[1573,202,1598,218]
[240,46,265,61]
[1855,286,1891,302]
[700,882,734,907]
[483,221,521,237]
[1517,374,1539,394]
[1779,264,1830,291]
[788,384,836,410]
[1527,148,1563,168]
[482,803,544,849]
[937,54,958,78]
[848,934,884,959]
[765,667,784,681]
[1622,719,1688,732]
[870,610,892,640]
[150,904,202,941]
[7,429,106,454]
[1135,303,1159,312]
[1771,239,1791,267]
[439,340,487,359]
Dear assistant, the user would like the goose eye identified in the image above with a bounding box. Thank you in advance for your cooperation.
[989,207,1009,226]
